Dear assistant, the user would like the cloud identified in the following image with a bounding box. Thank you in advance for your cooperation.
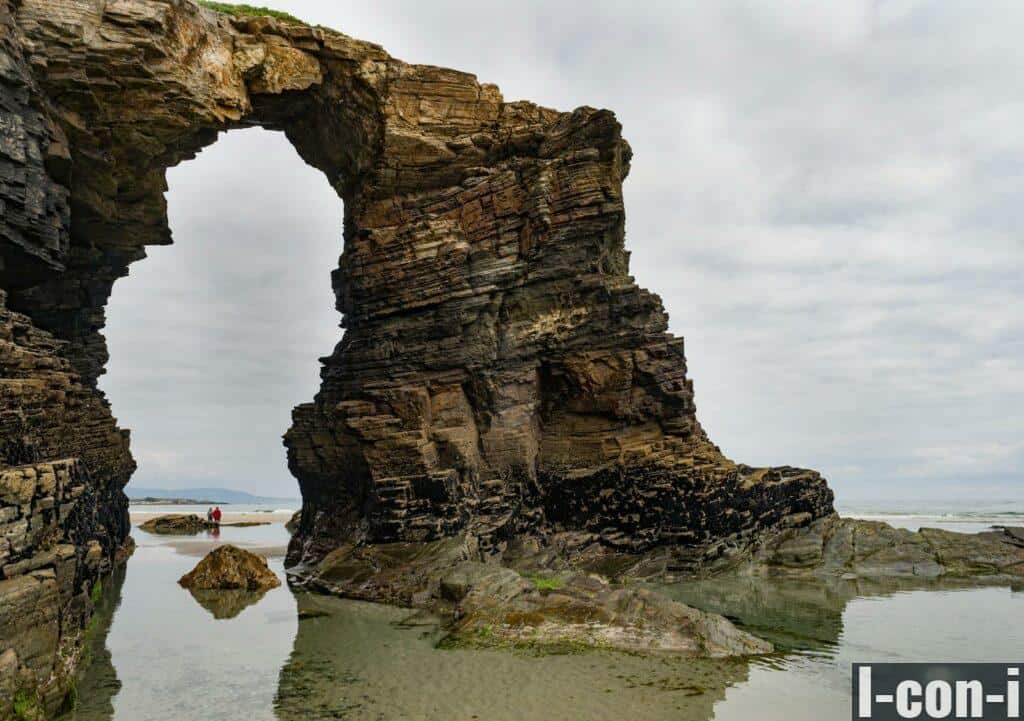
[100,1,1024,501]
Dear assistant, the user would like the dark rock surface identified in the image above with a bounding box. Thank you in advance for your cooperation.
[178,545,281,591]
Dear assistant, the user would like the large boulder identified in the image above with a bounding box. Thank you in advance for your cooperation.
[138,514,217,535]
[178,545,281,591]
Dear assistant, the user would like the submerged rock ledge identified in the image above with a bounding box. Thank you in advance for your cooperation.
[285,516,1024,656]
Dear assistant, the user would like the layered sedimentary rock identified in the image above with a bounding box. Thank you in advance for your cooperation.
[0,0,836,711]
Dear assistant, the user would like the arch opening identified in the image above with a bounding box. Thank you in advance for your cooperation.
[102,127,343,499]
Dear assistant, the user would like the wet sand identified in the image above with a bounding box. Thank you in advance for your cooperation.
[129,510,294,525]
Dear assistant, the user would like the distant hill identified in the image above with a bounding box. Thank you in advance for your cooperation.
[125,486,300,505]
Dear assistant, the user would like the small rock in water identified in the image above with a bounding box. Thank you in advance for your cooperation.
[178,545,282,591]
[139,514,217,535]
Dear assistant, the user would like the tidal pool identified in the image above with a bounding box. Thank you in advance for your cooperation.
[62,523,1024,721]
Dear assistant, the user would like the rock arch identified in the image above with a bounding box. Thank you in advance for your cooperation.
[4,0,838,576]
[0,1,832,712]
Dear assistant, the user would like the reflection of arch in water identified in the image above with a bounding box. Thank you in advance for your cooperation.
[58,565,127,721]
[273,593,751,721]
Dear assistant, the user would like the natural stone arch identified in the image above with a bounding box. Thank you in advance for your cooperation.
[4,0,834,565]
[0,3,837,711]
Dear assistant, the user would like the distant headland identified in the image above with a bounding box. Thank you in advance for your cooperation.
[126,486,301,506]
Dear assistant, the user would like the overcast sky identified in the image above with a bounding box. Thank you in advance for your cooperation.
[102,1,1024,504]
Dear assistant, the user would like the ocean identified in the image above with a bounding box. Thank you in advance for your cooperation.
[837,499,1024,533]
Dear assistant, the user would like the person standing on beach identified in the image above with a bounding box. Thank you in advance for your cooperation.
[206,507,213,522]
[212,506,222,525]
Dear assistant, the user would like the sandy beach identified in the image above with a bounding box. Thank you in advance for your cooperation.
[129,509,295,525]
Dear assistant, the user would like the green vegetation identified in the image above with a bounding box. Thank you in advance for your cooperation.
[13,689,39,721]
[195,1,305,24]
[526,573,565,591]
[90,578,103,604]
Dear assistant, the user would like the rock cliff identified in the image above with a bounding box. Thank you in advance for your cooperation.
[0,0,834,713]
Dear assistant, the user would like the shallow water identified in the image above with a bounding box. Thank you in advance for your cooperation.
[63,524,1024,721]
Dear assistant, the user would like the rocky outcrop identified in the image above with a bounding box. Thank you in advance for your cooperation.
[437,562,771,657]
[512,516,1024,584]
[0,457,129,718]
[745,517,1024,582]
[137,514,218,535]
[1,0,836,707]
[178,544,281,591]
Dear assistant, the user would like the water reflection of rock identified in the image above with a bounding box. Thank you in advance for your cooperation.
[274,594,752,721]
[57,565,127,721]
[185,588,269,620]
[664,574,1005,655]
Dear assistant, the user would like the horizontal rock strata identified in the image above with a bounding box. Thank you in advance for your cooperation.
[0,458,129,718]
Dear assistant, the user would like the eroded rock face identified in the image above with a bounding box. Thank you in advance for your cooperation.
[178,544,281,591]
[0,0,837,707]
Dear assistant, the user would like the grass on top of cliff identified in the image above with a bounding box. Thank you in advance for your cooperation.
[196,1,306,24]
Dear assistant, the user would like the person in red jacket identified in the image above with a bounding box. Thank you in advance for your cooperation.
[212,506,222,525]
